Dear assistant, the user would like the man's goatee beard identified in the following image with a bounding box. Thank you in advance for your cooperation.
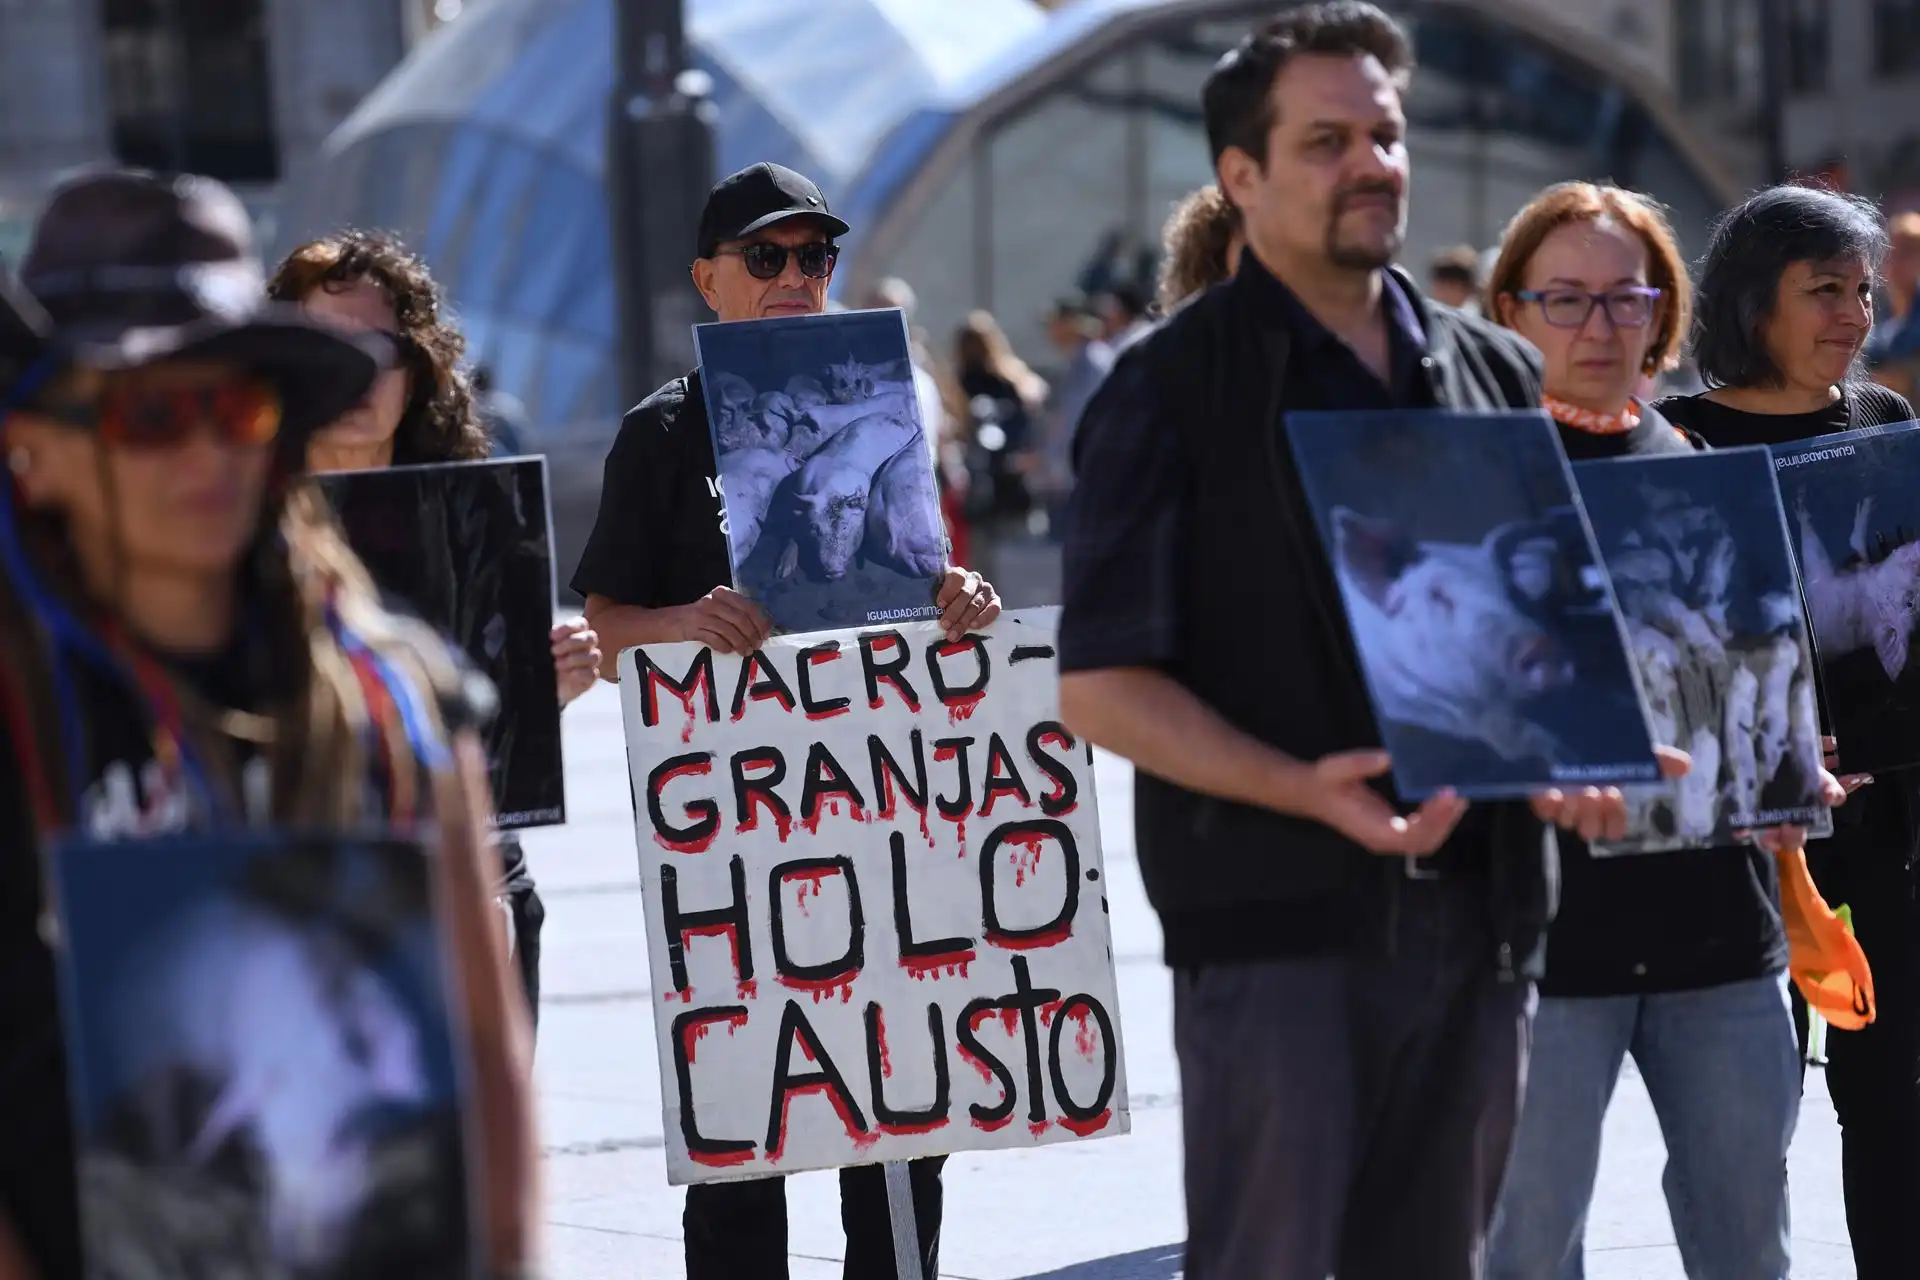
[1327,231,1401,271]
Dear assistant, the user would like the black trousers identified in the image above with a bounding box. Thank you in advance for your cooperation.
[1795,845,1920,1280]
[1173,877,1533,1280]
[504,877,545,1041]
[682,1158,945,1280]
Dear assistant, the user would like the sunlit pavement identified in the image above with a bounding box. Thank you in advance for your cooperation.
[522,680,1856,1279]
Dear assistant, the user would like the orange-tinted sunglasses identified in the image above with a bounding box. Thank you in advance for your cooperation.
[36,378,283,450]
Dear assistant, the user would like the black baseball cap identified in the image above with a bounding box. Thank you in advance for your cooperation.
[695,163,850,259]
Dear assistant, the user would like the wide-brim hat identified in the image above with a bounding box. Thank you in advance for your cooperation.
[11,168,390,440]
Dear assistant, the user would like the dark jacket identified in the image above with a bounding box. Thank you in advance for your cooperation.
[1067,263,1555,978]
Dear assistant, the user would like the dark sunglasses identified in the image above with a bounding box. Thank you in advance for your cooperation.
[36,377,283,450]
[717,241,840,281]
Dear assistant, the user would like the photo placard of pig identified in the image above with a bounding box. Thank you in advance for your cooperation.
[1285,407,1660,799]
[1574,449,1828,854]
[864,438,948,578]
[1771,420,1920,774]
[1330,506,1579,768]
[694,308,949,632]
[779,409,921,580]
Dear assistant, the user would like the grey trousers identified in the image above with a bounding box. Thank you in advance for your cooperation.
[1173,880,1535,1280]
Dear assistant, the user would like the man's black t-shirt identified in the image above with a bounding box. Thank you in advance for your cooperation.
[0,630,486,1279]
[571,371,732,610]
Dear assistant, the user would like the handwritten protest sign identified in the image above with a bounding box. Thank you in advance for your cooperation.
[617,608,1128,1184]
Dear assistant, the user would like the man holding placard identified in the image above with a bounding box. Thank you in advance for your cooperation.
[1058,6,1681,1278]
[576,161,1003,1279]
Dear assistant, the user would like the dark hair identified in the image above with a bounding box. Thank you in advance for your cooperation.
[266,230,490,464]
[1429,244,1479,288]
[1202,2,1414,167]
[1691,184,1888,390]
[1104,282,1147,322]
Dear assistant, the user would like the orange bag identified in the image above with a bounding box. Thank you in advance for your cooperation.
[1776,845,1875,1031]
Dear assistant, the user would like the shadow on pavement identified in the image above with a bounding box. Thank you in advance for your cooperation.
[1017,1244,1184,1279]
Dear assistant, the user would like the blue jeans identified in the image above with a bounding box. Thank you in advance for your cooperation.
[1487,972,1800,1280]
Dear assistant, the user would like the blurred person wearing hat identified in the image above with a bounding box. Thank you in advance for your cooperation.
[572,161,1001,1280]
[1427,244,1482,311]
[0,170,540,1277]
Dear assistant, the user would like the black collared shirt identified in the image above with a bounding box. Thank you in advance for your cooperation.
[1061,253,1435,677]
[1234,253,1437,413]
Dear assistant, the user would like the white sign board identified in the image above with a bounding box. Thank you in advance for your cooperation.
[618,608,1129,1184]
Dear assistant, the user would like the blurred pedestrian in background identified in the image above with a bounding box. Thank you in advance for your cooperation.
[1033,296,1113,537]
[1095,280,1152,348]
[1427,243,1481,310]
[471,362,531,456]
[269,229,603,1044]
[1867,211,1920,399]
[955,309,1048,539]
[1156,183,1246,312]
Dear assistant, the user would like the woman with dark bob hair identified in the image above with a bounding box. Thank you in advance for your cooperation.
[1655,184,1916,1280]
[269,230,603,1044]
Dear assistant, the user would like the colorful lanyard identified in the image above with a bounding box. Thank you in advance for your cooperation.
[0,359,225,824]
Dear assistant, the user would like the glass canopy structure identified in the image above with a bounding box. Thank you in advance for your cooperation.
[273,0,1732,583]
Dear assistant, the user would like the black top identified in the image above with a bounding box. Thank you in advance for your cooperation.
[1543,405,1790,997]
[1653,380,1913,451]
[570,371,732,611]
[1061,256,1552,971]
[0,626,484,1278]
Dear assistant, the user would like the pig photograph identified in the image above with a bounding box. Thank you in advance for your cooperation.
[318,458,565,829]
[50,833,475,1280]
[1772,420,1920,774]
[1285,409,1661,799]
[693,308,947,633]
[1575,448,1828,853]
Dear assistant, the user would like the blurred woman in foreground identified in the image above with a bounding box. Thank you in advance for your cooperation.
[0,171,537,1277]
[269,229,602,1041]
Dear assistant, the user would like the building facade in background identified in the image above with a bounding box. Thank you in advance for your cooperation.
[0,0,458,258]
[1673,0,1920,208]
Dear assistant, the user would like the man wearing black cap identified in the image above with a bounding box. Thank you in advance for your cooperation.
[576,161,998,665]
[574,162,995,1278]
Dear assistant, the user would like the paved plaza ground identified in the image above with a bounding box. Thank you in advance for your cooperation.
[523,681,1857,1279]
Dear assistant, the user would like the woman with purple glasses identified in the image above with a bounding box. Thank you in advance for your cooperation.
[1480,181,1827,1280]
